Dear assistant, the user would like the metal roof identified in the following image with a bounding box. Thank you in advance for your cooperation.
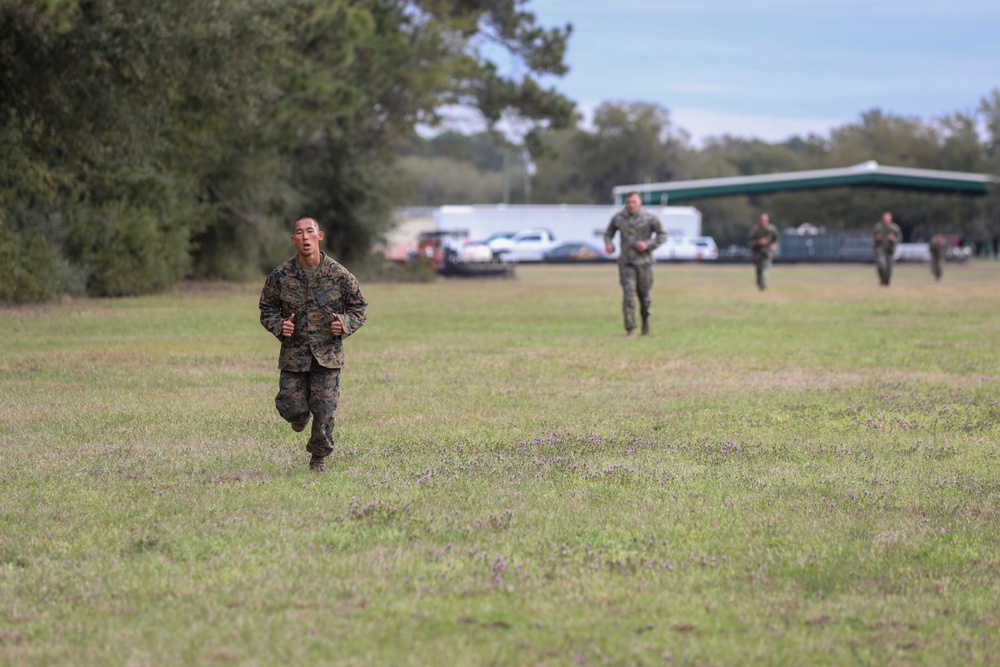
[613,161,998,205]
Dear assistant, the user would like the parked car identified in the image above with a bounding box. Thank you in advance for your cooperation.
[542,242,614,263]
[653,236,719,261]
[456,240,494,263]
[477,231,516,246]
[720,243,751,259]
[488,228,558,262]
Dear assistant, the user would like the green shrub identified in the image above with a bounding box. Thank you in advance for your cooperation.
[0,219,63,304]
[64,203,192,297]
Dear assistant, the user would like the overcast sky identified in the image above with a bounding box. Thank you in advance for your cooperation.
[520,0,1000,144]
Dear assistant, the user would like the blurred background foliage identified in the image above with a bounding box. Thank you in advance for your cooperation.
[2,0,999,303]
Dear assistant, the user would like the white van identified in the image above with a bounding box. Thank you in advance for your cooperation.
[653,236,719,261]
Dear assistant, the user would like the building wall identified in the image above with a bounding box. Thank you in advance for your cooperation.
[387,207,437,247]
[430,204,701,244]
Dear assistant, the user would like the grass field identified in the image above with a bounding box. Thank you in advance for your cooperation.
[1,261,999,666]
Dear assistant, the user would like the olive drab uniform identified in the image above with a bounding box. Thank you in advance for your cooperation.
[604,207,666,334]
[748,221,780,290]
[873,220,903,286]
[929,234,947,281]
[259,252,367,458]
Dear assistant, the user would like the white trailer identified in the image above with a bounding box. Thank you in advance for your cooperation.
[433,204,701,245]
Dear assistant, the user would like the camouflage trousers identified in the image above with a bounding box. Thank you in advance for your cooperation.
[930,257,943,281]
[753,255,772,290]
[618,262,654,332]
[275,358,341,457]
[875,250,895,285]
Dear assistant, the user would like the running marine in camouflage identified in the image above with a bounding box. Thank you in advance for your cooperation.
[604,192,666,336]
[929,233,947,282]
[260,217,367,471]
[748,213,780,290]
[873,211,903,286]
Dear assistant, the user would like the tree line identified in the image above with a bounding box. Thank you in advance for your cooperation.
[3,1,998,304]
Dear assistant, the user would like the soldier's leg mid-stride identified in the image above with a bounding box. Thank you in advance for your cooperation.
[875,251,893,286]
[636,263,653,335]
[931,257,943,281]
[619,263,638,336]
[619,263,654,336]
[754,257,771,290]
[276,359,341,472]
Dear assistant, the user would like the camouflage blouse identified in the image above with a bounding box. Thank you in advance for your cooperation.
[872,222,903,253]
[748,223,780,259]
[604,209,666,265]
[259,253,367,371]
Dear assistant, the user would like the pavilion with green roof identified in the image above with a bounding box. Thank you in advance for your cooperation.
[612,161,998,205]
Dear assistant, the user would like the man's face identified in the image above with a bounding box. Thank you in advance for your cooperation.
[882,213,892,226]
[291,218,324,258]
[625,195,641,214]
[759,214,769,227]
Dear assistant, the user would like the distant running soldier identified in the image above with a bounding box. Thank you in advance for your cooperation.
[259,216,367,472]
[929,233,948,282]
[873,211,903,286]
[748,213,780,290]
[604,191,666,337]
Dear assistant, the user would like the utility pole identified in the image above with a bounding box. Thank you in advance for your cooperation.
[502,150,511,204]
[522,148,535,204]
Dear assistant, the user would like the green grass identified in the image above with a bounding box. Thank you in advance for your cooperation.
[1,261,998,666]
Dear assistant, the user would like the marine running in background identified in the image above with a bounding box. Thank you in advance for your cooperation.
[873,211,903,286]
[748,213,780,291]
[604,192,666,337]
[929,233,948,282]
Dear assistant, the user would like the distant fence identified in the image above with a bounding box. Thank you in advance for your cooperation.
[776,232,875,263]
[774,233,973,263]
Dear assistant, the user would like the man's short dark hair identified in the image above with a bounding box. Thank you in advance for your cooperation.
[626,191,641,199]
[292,216,318,229]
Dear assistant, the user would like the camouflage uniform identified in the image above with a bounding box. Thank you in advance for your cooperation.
[873,220,903,286]
[604,208,666,333]
[747,221,780,290]
[929,234,947,282]
[259,252,367,458]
